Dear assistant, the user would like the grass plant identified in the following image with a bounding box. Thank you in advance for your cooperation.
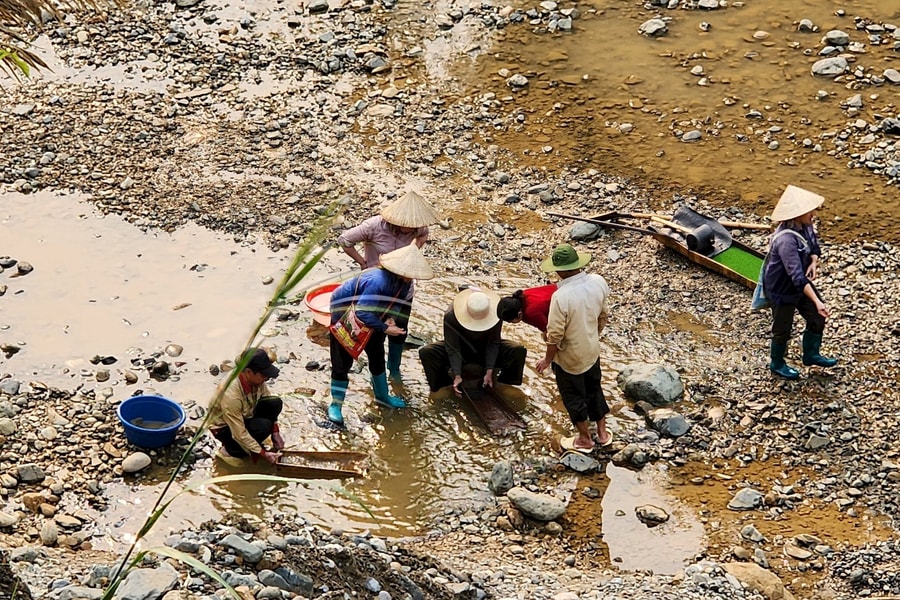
[100,213,354,600]
[1,0,124,78]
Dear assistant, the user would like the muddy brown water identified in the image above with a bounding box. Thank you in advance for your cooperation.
[2,192,709,572]
[3,0,896,578]
[457,0,900,242]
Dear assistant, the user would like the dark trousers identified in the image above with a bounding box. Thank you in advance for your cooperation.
[212,396,282,457]
[418,340,527,392]
[330,329,388,381]
[390,301,412,347]
[771,286,825,344]
[552,360,609,425]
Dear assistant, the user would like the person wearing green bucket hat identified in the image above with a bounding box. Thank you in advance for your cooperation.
[539,243,592,272]
[536,243,613,453]
[763,185,836,379]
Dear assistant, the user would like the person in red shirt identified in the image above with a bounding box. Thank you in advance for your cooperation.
[497,284,558,334]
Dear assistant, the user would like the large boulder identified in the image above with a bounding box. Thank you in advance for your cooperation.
[506,487,566,521]
[617,363,683,406]
[116,563,179,600]
[721,562,795,600]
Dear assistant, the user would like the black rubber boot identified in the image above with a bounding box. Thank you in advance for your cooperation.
[769,341,799,380]
[802,332,837,367]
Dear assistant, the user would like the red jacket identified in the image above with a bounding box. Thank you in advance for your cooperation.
[522,284,557,332]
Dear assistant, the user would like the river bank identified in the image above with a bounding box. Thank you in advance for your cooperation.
[2,0,900,598]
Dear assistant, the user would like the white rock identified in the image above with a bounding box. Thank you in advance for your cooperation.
[122,452,152,473]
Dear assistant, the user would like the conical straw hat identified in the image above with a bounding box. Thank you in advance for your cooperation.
[380,190,442,228]
[771,185,824,222]
[379,241,434,280]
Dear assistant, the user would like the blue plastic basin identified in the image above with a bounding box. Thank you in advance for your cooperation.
[117,395,186,449]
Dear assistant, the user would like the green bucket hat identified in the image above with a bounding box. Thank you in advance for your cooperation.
[540,244,591,272]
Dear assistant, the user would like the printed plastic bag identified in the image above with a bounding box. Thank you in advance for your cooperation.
[329,304,373,359]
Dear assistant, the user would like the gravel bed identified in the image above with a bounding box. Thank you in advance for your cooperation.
[2,0,900,598]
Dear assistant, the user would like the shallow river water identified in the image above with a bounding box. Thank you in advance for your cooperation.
[3,0,897,580]
[456,0,900,241]
[1,192,713,573]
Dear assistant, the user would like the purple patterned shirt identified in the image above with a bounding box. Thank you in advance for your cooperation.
[337,216,428,268]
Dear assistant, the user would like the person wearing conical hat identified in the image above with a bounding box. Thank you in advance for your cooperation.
[337,190,442,383]
[418,287,527,398]
[762,185,836,380]
[327,242,434,426]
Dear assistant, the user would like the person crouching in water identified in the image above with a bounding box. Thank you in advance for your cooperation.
[209,347,284,466]
[764,185,837,379]
[327,242,434,426]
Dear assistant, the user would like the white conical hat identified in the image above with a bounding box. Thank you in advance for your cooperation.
[771,185,825,222]
[379,241,434,280]
[380,190,442,228]
[452,287,501,332]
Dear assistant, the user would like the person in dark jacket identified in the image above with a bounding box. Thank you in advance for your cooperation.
[763,185,837,379]
[419,287,527,397]
[328,242,434,425]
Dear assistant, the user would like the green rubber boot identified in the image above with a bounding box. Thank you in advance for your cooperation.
[387,340,404,383]
[802,332,838,368]
[769,341,799,380]
[328,379,349,425]
[371,372,406,408]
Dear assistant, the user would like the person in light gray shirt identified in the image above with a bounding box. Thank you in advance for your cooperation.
[535,244,611,453]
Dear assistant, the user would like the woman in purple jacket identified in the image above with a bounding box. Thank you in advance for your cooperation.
[763,185,837,379]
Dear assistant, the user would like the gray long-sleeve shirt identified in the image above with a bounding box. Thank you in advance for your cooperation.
[443,308,501,376]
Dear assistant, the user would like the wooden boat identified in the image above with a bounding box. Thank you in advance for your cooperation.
[275,450,367,479]
[459,382,527,436]
[551,211,765,290]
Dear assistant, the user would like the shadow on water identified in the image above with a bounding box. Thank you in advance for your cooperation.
[2,192,719,573]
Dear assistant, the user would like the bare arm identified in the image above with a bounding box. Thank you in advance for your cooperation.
[536,344,557,375]
[806,255,818,280]
[341,244,366,269]
[337,218,375,268]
